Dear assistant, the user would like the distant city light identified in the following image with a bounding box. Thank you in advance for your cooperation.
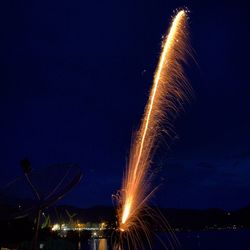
[51,224,60,231]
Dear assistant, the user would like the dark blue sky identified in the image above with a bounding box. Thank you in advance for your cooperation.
[1,0,250,210]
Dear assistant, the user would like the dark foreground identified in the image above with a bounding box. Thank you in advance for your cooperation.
[84,230,250,250]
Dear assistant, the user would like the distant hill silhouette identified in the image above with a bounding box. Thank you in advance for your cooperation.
[45,205,250,230]
[48,205,116,223]
[2,201,250,231]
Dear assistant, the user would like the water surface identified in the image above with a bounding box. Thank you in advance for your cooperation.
[84,230,250,249]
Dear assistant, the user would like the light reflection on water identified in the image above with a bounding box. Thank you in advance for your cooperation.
[89,238,108,250]
[84,230,250,250]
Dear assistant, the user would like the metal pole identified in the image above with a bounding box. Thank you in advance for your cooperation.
[32,209,41,250]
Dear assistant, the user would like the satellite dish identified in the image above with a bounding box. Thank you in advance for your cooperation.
[0,159,83,249]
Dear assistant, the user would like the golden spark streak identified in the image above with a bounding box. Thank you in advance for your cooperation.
[132,10,186,182]
[117,9,192,235]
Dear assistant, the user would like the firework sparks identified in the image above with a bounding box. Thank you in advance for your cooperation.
[115,9,192,241]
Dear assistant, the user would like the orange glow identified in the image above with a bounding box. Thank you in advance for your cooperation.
[115,9,192,241]
[121,196,132,224]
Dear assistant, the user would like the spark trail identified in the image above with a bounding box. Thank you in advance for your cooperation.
[116,9,192,239]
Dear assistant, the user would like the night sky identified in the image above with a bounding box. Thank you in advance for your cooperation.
[1,0,250,210]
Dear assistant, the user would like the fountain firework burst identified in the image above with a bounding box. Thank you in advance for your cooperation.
[114,9,193,249]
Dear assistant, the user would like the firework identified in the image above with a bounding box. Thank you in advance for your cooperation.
[114,9,192,248]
